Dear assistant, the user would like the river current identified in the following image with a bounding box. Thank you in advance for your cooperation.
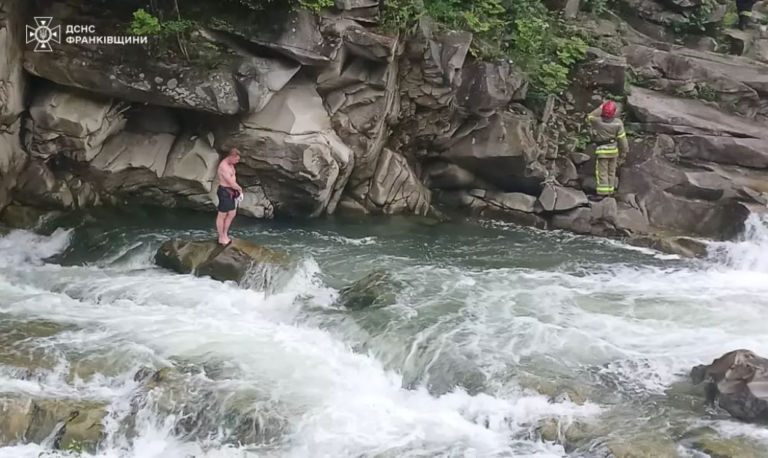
[0,209,767,457]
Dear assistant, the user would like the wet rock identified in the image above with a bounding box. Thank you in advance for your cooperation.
[690,349,768,422]
[538,184,588,212]
[155,238,290,284]
[538,418,594,449]
[424,161,487,190]
[607,438,680,458]
[682,428,764,458]
[437,190,548,229]
[0,398,32,445]
[551,197,650,237]
[0,397,107,451]
[627,234,709,258]
[519,375,590,406]
[0,204,61,229]
[338,268,396,310]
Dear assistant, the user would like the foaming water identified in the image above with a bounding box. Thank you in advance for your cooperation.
[0,228,72,267]
[2,213,768,456]
[707,212,768,272]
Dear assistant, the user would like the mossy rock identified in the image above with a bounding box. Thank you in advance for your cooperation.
[0,398,33,445]
[539,418,596,450]
[0,204,62,230]
[0,397,107,451]
[518,374,590,406]
[607,439,680,458]
[682,428,764,458]
[337,269,397,310]
[155,238,290,285]
[0,319,71,372]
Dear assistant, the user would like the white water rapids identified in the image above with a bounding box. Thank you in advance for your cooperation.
[0,212,767,457]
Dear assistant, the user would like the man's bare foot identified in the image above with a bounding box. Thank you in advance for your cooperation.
[218,238,232,246]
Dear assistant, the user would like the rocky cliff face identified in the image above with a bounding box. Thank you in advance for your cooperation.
[1,0,767,246]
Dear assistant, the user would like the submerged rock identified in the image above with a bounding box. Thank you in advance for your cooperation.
[0,397,107,451]
[626,234,709,258]
[337,268,396,310]
[155,238,289,284]
[690,349,768,422]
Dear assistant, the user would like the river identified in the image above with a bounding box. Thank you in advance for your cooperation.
[1,209,767,457]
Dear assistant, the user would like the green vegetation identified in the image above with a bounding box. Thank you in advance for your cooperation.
[129,8,194,38]
[671,0,717,34]
[380,0,590,95]
[127,0,591,95]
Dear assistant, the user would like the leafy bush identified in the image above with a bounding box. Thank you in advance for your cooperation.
[380,0,590,95]
[128,8,193,38]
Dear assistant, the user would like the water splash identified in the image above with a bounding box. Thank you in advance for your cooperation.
[707,212,768,273]
[0,228,72,268]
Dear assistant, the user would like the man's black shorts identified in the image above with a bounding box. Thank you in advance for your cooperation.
[217,186,238,213]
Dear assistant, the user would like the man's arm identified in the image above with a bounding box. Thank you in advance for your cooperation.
[616,122,630,161]
[587,103,604,120]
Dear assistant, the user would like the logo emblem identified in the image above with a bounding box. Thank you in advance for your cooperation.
[26,17,60,52]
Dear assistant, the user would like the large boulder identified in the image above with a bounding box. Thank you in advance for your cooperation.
[0,397,107,452]
[690,349,768,422]
[623,45,762,118]
[209,9,342,66]
[22,3,302,115]
[627,86,767,138]
[573,48,627,96]
[337,269,396,310]
[155,238,289,284]
[0,0,25,125]
[23,84,127,161]
[456,60,528,116]
[620,90,768,239]
[219,80,354,217]
[538,184,588,212]
[437,189,548,228]
[442,112,545,193]
[551,197,649,237]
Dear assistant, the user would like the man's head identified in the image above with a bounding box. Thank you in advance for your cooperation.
[601,100,617,119]
[226,147,241,164]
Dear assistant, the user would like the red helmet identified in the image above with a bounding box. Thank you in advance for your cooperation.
[601,101,617,118]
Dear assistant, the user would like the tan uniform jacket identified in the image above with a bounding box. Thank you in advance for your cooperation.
[587,104,629,158]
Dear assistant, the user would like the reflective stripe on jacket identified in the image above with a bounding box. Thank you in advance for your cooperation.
[587,105,629,157]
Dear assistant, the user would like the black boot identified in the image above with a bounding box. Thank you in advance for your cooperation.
[739,14,750,30]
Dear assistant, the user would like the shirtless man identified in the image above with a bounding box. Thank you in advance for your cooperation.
[215,148,243,246]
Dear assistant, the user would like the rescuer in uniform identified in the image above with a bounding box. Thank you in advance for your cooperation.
[587,100,629,200]
[737,0,757,30]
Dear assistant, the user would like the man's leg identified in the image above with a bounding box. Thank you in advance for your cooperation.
[595,156,614,196]
[222,210,237,243]
[607,155,618,193]
[216,212,227,244]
